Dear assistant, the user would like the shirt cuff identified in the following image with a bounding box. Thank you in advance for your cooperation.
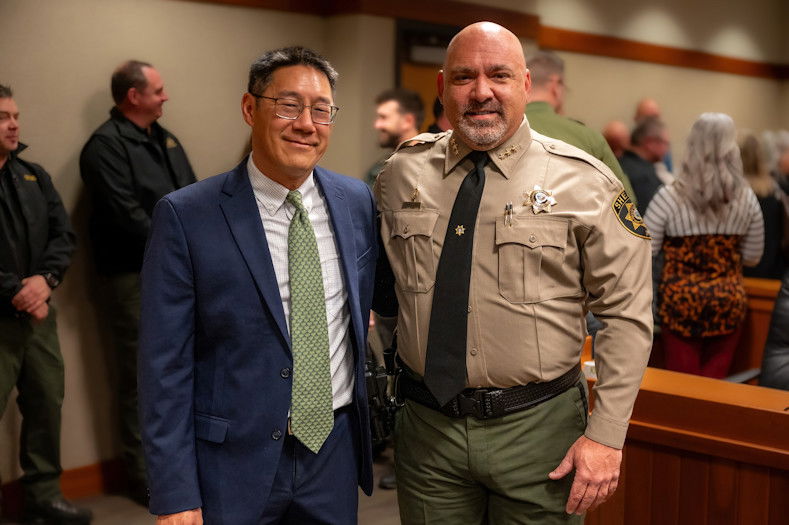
[584,412,630,449]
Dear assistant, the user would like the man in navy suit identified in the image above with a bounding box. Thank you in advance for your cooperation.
[138,47,376,524]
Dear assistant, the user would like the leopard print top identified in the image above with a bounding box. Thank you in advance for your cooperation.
[659,234,747,337]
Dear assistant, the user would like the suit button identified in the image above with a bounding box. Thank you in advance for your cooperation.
[280,368,291,378]
[271,429,283,440]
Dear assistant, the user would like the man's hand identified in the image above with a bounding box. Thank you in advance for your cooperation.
[548,435,622,515]
[28,302,50,322]
[156,509,203,525]
[11,275,52,313]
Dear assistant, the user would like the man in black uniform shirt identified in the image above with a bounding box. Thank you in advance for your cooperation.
[0,84,90,523]
[79,61,196,503]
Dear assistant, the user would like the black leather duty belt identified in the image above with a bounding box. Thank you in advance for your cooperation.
[399,364,581,420]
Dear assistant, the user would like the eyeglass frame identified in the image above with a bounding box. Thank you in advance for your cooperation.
[248,93,339,125]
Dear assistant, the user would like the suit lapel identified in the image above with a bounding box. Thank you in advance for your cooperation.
[219,163,290,346]
[315,168,363,354]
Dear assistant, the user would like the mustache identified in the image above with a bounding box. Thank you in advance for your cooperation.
[461,100,504,115]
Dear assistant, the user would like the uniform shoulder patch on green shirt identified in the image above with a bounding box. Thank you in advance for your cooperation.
[612,190,650,239]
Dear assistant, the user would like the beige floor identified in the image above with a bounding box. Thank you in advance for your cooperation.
[4,458,400,525]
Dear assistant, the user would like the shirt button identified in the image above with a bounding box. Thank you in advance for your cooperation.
[467,305,472,313]
[271,429,283,440]
[404,224,409,234]
[280,368,291,378]
[470,348,478,356]
[529,234,537,243]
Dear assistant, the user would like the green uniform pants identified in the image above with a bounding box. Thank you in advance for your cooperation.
[395,382,588,525]
[103,272,146,486]
[0,309,64,503]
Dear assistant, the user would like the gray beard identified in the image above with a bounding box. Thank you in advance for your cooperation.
[455,116,507,147]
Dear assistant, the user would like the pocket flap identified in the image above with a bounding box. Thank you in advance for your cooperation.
[195,413,229,443]
[496,217,568,249]
[391,209,440,239]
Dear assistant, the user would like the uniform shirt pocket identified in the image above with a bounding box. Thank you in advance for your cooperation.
[496,216,569,303]
[387,209,440,293]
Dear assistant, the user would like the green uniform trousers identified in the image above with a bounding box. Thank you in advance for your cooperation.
[0,308,64,503]
[102,272,146,486]
[395,381,588,524]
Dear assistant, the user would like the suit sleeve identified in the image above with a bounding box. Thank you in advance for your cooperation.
[80,135,152,241]
[138,197,202,515]
[371,169,398,317]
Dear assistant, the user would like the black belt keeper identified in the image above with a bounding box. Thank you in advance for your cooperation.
[399,364,582,420]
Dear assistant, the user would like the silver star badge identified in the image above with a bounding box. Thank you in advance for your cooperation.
[524,185,557,214]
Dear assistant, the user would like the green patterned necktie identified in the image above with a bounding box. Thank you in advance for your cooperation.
[286,189,334,453]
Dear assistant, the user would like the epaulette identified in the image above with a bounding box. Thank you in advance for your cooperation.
[394,131,449,152]
[532,132,618,186]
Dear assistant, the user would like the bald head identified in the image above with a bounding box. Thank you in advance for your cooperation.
[602,120,630,157]
[635,98,661,123]
[439,22,530,150]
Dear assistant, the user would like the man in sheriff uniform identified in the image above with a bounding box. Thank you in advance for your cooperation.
[373,22,652,524]
[0,84,91,523]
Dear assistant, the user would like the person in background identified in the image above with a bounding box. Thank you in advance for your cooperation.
[620,117,669,215]
[634,97,673,174]
[426,96,451,134]
[79,60,196,504]
[0,84,90,524]
[525,50,637,206]
[645,113,764,379]
[740,133,787,279]
[759,267,789,390]
[365,88,424,188]
[602,120,630,159]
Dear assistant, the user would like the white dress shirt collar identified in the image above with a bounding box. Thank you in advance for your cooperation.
[247,153,318,217]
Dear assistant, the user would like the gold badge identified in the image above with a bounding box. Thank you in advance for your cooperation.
[166,136,178,149]
[523,185,557,214]
[23,174,37,182]
[455,225,465,236]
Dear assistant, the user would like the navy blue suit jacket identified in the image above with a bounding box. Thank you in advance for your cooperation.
[138,161,376,522]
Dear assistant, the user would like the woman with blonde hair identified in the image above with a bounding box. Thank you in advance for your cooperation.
[645,113,764,378]
[741,133,787,278]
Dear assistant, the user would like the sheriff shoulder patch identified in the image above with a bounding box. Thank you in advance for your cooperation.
[612,190,650,239]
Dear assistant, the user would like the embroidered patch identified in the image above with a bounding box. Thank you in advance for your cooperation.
[23,174,37,182]
[612,190,650,239]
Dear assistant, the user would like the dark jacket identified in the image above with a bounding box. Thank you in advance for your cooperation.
[80,108,196,274]
[0,144,75,314]
[760,269,789,390]
[619,149,662,216]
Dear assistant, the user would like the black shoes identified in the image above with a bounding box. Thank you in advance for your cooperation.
[22,497,92,524]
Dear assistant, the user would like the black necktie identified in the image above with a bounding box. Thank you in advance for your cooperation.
[424,150,488,406]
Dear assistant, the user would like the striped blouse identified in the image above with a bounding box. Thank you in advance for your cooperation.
[645,183,764,265]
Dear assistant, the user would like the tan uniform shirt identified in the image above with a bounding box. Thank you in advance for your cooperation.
[374,118,653,449]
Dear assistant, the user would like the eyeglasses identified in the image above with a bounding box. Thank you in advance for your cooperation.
[249,94,339,125]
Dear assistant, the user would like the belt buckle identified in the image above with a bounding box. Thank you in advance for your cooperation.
[457,389,490,419]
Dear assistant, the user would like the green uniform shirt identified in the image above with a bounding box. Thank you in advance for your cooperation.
[526,101,637,206]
